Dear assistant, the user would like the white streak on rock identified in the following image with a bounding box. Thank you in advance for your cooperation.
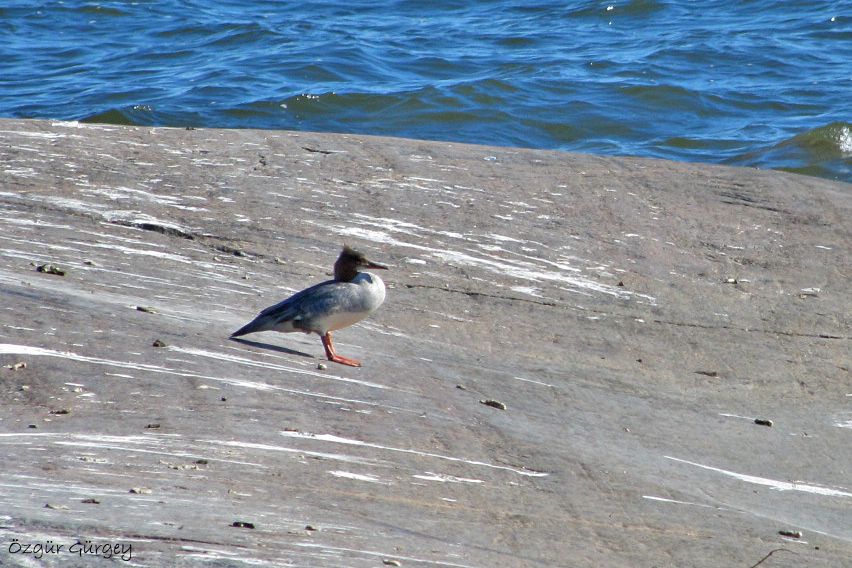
[665,456,852,498]
[280,431,547,477]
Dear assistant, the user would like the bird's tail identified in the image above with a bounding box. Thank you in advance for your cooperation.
[230,318,264,338]
[231,297,294,338]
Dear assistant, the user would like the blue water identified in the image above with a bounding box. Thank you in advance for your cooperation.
[2,1,851,182]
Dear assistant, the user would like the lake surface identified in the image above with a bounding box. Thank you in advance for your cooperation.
[2,1,850,182]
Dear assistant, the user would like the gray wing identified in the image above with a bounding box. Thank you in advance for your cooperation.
[231,279,352,336]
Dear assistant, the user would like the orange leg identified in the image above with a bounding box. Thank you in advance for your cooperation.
[321,332,361,367]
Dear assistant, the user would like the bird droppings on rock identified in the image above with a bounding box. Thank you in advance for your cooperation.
[35,263,66,276]
[129,487,152,495]
[723,277,738,284]
[480,399,507,410]
[152,339,167,347]
[136,305,157,314]
[754,418,773,427]
[232,521,255,529]
[383,560,402,567]
[779,530,802,539]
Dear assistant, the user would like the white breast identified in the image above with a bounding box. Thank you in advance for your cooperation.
[354,271,386,312]
[316,271,385,333]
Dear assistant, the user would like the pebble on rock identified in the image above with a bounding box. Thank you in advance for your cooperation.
[232,521,255,529]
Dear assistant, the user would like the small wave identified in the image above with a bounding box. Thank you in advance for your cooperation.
[787,122,852,157]
[729,122,852,181]
[80,105,204,128]
[81,108,137,126]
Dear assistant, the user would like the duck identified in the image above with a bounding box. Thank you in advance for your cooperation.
[231,245,387,367]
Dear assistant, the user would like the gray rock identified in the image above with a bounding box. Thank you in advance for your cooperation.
[0,118,849,567]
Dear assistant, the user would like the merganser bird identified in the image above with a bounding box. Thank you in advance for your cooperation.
[230,245,387,367]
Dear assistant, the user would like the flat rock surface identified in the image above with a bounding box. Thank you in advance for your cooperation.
[0,118,849,567]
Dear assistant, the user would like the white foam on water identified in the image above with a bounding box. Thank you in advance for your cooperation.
[838,125,852,154]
